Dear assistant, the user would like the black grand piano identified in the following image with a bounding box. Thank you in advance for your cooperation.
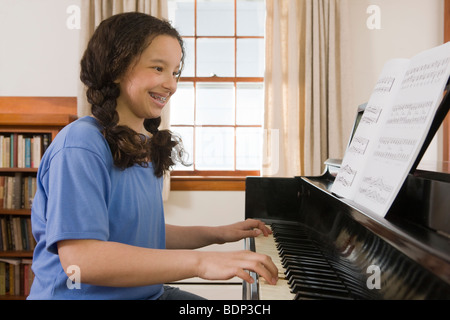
[243,98,450,300]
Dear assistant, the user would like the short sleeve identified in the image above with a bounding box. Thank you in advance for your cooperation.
[44,146,111,254]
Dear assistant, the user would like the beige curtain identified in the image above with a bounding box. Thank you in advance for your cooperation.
[263,0,353,177]
[77,0,172,200]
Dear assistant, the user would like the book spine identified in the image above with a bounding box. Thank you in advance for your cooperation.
[0,258,34,296]
[0,216,35,252]
[24,138,31,168]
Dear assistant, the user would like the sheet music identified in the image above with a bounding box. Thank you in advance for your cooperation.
[331,42,450,217]
[331,59,409,201]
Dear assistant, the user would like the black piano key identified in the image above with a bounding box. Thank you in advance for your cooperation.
[278,245,319,253]
[266,221,380,300]
[281,255,329,264]
[279,249,322,256]
[285,266,338,278]
[293,289,354,300]
[279,248,323,258]
[282,261,334,274]
[284,268,341,281]
[281,255,330,266]
[291,282,351,296]
[288,276,344,288]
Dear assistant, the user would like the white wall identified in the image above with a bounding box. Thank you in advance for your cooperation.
[345,0,445,163]
[164,191,245,252]
[347,0,444,105]
[0,0,445,225]
[0,0,81,96]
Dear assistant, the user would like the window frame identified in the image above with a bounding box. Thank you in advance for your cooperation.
[169,0,265,190]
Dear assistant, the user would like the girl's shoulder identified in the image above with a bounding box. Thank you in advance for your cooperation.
[48,116,112,161]
[61,116,103,139]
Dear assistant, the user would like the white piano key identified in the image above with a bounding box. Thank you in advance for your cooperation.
[254,230,295,300]
[254,233,285,278]
[259,278,295,300]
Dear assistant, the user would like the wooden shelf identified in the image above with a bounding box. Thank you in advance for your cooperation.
[0,113,77,127]
[0,168,38,173]
[0,295,27,300]
[0,96,77,299]
[0,96,76,115]
[0,251,33,258]
[0,209,31,216]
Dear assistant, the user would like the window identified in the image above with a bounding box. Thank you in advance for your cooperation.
[168,0,265,180]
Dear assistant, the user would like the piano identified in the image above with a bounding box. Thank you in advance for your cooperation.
[243,100,450,300]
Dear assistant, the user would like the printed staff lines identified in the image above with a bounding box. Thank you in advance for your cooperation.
[374,136,416,162]
[387,101,433,125]
[348,136,369,155]
[361,105,382,125]
[335,164,357,187]
[358,176,394,205]
[400,57,450,89]
[373,76,395,93]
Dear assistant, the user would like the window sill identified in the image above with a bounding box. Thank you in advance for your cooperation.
[170,176,248,191]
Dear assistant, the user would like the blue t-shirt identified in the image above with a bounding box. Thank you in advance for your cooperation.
[28,116,166,300]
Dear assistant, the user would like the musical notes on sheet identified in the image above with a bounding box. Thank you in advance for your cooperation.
[373,137,416,162]
[401,57,450,90]
[335,165,357,187]
[331,42,450,217]
[358,176,393,205]
[386,101,433,125]
[373,76,395,93]
[360,105,382,125]
[348,136,369,155]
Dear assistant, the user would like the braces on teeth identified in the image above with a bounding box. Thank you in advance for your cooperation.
[150,93,167,102]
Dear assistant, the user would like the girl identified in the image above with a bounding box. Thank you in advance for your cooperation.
[28,12,277,300]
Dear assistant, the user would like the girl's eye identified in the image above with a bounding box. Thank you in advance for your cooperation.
[153,66,163,72]
[173,70,181,77]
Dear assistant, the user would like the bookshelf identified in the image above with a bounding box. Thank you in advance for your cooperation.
[0,96,77,299]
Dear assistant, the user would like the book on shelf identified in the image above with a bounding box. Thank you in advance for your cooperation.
[0,258,34,296]
[0,174,37,210]
[0,215,36,252]
[331,42,450,217]
[0,133,50,169]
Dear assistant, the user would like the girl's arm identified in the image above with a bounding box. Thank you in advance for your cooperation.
[165,218,272,249]
[57,239,278,287]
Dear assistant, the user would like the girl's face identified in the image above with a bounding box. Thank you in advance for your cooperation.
[115,35,182,134]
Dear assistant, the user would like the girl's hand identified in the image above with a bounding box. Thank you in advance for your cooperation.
[196,250,278,285]
[217,218,272,244]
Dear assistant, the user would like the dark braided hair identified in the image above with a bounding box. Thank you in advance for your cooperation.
[80,12,187,177]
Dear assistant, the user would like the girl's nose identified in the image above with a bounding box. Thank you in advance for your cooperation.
[162,74,177,93]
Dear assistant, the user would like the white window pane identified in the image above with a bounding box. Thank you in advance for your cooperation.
[168,0,195,36]
[197,38,235,77]
[196,83,234,125]
[182,38,195,77]
[236,83,264,125]
[237,0,265,36]
[170,82,194,125]
[197,0,234,36]
[236,127,262,170]
[196,127,234,170]
[170,126,194,171]
[237,38,265,77]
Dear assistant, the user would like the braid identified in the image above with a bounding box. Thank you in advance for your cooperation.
[145,117,160,135]
[144,118,187,177]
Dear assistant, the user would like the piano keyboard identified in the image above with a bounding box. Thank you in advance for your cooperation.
[253,229,295,300]
[255,222,356,300]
